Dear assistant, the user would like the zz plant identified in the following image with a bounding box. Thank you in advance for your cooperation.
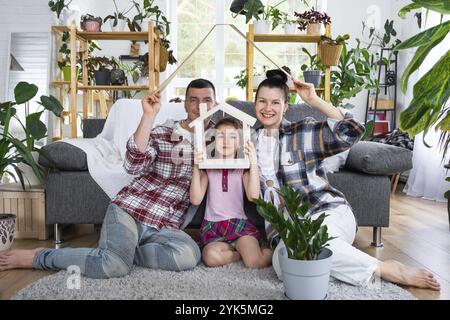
[254,185,335,260]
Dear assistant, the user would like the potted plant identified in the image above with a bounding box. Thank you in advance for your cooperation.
[282,13,298,35]
[80,14,103,32]
[318,34,349,66]
[294,8,331,35]
[330,40,378,109]
[254,185,335,300]
[0,82,63,189]
[231,0,286,34]
[48,0,72,20]
[103,0,134,32]
[88,56,118,85]
[300,48,323,88]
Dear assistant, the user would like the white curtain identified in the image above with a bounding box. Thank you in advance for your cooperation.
[403,11,450,202]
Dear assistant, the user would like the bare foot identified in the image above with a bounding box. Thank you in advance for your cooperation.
[377,260,440,291]
[0,247,45,271]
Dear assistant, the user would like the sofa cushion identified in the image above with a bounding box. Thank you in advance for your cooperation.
[39,142,88,171]
[345,141,413,175]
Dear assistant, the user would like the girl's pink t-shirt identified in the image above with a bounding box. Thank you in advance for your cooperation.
[204,169,246,222]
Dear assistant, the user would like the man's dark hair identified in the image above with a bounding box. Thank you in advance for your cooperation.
[186,78,216,100]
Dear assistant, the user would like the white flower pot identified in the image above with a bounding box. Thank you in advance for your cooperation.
[58,6,81,28]
[109,19,126,32]
[253,75,265,88]
[279,246,333,300]
[284,23,298,35]
[254,20,272,34]
[0,214,16,252]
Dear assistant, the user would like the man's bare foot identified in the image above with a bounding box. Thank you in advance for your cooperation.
[377,260,440,291]
[0,247,45,271]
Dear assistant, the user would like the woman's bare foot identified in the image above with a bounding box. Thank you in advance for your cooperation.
[377,260,440,291]
[0,247,45,271]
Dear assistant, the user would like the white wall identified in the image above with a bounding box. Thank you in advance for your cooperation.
[327,0,419,123]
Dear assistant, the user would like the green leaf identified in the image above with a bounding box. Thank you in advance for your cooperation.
[26,112,47,141]
[399,3,422,19]
[413,0,450,15]
[39,95,64,117]
[400,34,446,94]
[14,82,38,104]
[394,20,450,50]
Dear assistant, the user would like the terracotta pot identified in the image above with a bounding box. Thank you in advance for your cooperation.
[82,20,102,32]
[307,23,322,35]
[318,44,343,66]
[130,42,140,57]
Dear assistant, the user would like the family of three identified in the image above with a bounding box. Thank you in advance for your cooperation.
[0,70,439,291]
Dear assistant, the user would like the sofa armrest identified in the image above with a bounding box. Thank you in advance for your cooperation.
[39,142,88,171]
[344,141,412,175]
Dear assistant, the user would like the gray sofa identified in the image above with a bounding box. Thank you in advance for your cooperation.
[39,101,413,247]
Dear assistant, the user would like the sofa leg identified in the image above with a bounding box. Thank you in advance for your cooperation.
[54,224,62,249]
[371,227,383,247]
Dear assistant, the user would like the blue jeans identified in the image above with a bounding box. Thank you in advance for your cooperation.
[34,203,201,279]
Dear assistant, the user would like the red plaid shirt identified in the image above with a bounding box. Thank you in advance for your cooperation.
[111,120,194,230]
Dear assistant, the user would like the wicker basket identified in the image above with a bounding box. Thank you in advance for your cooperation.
[159,45,169,72]
[318,43,343,66]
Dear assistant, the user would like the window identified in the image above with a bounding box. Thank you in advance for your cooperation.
[166,0,323,102]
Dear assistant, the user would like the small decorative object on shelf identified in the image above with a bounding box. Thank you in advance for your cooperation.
[80,14,103,32]
[254,185,335,300]
[301,48,323,88]
[294,8,331,35]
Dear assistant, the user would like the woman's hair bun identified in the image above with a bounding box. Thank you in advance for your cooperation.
[266,69,288,84]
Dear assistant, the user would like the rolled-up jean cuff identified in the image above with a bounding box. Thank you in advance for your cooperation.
[33,248,53,270]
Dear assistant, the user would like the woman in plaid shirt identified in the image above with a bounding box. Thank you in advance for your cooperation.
[0,79,218,279]
[254,70,439,291]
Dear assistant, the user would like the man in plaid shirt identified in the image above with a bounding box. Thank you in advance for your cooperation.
[0,79,217,279]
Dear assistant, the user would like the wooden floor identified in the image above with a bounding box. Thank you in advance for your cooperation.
[1,184,449,300]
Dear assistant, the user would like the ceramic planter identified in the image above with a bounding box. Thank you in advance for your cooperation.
[81,18,102,32]
[94,70,111,85]
[0,214,16,252]
[254,20,272,34]
[307,23,322,35]
[62,66,80,82]
[279,246,333,300]
[303,70,322,88]
[284,23,298,35]
[109,19,126,32]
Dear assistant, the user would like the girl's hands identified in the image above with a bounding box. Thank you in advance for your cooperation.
[141,91,161,118]
[244,140,257,165]
[291,77,321,106]
[194,151,204,167]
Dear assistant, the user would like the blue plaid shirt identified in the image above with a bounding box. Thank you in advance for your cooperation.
[253,108,365,247]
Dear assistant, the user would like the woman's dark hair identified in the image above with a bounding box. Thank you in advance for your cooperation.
[255,69,290,102]
[186,78,216,100]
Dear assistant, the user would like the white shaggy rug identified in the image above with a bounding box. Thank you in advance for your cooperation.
[12,262,415,300]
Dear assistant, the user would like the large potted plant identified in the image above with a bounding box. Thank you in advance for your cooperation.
[254,185,335,300]
[300,48,323,88]
[0,82,63,188]
[318,34,349,66]
[330,40,378,109]
[294,8,331,35]
[231,0,286,34]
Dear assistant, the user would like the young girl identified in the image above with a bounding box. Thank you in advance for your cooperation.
[190,118,272,268]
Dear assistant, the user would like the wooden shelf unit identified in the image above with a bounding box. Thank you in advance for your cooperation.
[51,21,161,138]
[246,24,332,102]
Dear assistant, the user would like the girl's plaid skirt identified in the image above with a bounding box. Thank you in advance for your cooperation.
[198,218,262,247]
